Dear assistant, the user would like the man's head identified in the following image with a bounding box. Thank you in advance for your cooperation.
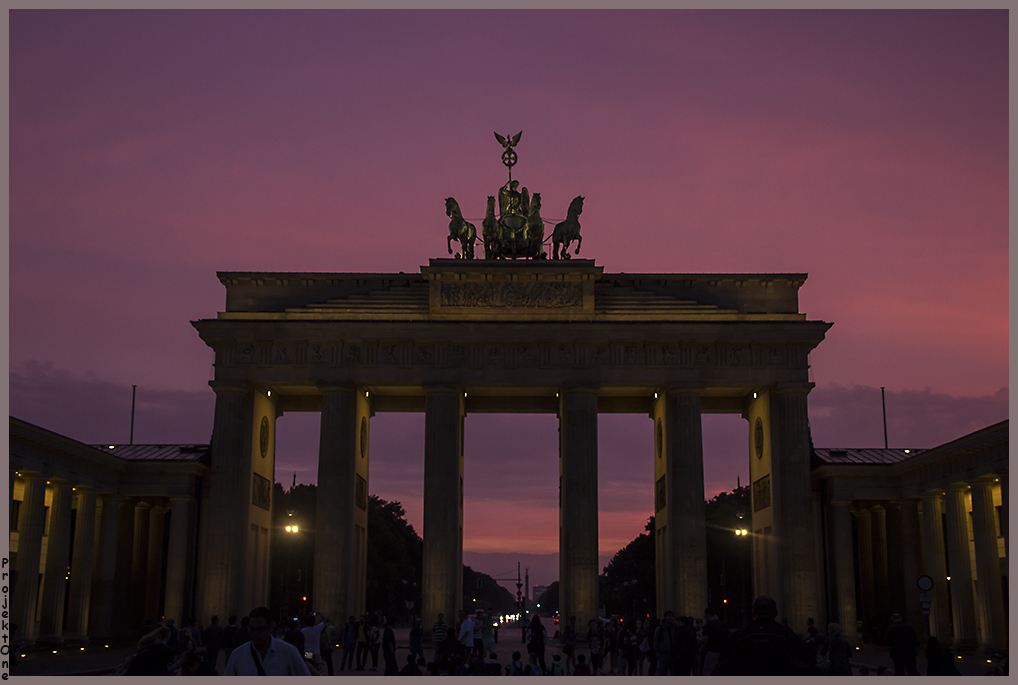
[211,616,219,625]
[751,595,779,621]
[890,613,902,624]
[663,610,675,625]
[437,613,445,622]
[228,615,237,625]
[705,608,717,620]
[248,606,274,650]
[348,615,356,623]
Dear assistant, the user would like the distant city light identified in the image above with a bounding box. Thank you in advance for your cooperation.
[109,445,115,449]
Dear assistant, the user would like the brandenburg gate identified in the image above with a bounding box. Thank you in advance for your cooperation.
[191,133,831,632]
[192,259,831,631]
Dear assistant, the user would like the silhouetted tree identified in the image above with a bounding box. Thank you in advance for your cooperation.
[601,516,656,618]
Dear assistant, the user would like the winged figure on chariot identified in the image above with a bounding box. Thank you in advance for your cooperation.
[444,131,583,260]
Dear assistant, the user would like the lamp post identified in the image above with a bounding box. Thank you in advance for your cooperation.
[283,511,300,621]
[735,505,749,627]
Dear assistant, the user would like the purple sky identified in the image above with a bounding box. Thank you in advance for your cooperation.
[9,10,1008,589]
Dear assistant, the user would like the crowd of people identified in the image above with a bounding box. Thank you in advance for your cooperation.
[116,596,973,676]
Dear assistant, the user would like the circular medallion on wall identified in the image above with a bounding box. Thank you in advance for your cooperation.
[259,416,269,458]
[360,417,368,459]
[655,418,663,459]
[754,417,764,460]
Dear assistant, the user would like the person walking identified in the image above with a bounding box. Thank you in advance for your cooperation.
[431,612,450,664]
[382,616,399,675]
[653,611,678,675]
[587,618,606,675]
[699,607,727,676]
[717,595,817,675]
[221,615,238,667]
[883,613,920,676]
[561,615,578,675]
[222,606,310,675]
[409,617,426,665]
[339,615,357,671]
[525,614,549,674]
[924,636,961,676]
[457,610,475,658]
[202,615,224,672]
[355,614,369,670]
[816,622,852,675]
[368,614,382,671]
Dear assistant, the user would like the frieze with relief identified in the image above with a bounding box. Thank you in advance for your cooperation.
[220,338,806,372]
[440,281,582,308]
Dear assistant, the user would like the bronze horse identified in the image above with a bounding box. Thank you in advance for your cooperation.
[552,195,584,259]
[526,192,546,258]
[445,197,476,259]
[481,195,500,260]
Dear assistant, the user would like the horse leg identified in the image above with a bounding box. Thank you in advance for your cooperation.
[448,233,454,255]
[575,233,582,255]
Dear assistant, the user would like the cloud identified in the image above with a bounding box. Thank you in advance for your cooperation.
[10,360,214,444]
[808,383,1008,448]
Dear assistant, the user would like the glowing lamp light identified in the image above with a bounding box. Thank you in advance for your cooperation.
[52,650,58,654]
[904,449,910,454]
[80,647,85,651]
[752,392,757,399]
[109,446,115,449]
[947,576,951,581]
[303,596,307,602]
[267,390,271,397]
[723,599,728,604]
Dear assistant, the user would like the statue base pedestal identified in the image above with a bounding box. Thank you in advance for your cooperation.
[422,259,601,320]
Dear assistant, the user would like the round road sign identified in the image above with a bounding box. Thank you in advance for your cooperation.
[916,575,934,592]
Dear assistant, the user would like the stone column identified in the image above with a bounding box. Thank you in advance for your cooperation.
[856,508,875,626]
[163,497,193,625]
[897,500,923,631]
[197,385,248,622]
[112,497,137,639]
[999,472,1008,559]
[559,386,599,630]
[422,386,464,633]
[38,480,73,642]
[13,473,47,642]
[871,505,890,619]
[130,501,152,634]
[661,388,706,617]
[828,500,857,640]
[919,492,951,641]
[144,504,167,623]
[88,494,124,639]
[315,386,360,621]
[943,484,977,648]
[883,503,906,617]
[64,488,98,642]
[968,478,1006,650]
[771,386,820,628]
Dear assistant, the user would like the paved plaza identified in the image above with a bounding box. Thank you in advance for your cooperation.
[10,625,997,676]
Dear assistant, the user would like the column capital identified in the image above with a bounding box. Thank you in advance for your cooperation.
[664,385,705,396]
[967,474,998,487]
[560,384,599,394]
[422,384,462,394]
[771,382,815,395]
[920,489,945,500]
[208,381,249,394]
[134,500,152,511]
[317,383,358,394]
[945,482,971,493]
